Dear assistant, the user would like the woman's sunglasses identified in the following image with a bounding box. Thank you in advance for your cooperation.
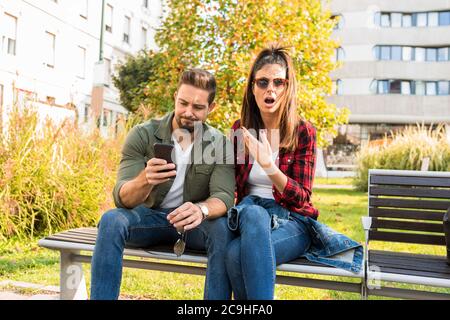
[253,77,288,90]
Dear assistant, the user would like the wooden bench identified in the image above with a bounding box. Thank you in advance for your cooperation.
[38,227,364,300]
[362,169,450,300]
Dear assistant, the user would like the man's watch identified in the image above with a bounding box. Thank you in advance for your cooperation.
[197,203,209,221]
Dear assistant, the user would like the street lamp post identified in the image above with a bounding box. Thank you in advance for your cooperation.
[91,0,106,129]
[99,0,105,62]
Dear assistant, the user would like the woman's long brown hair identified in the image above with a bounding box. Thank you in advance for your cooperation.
[241,44,299,151]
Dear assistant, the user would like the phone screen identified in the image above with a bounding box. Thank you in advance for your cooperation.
[153,143,176,172]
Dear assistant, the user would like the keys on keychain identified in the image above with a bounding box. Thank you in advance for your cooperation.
[174,229,187,257]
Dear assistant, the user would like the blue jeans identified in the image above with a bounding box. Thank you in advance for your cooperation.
[225,195,311,300]
[90,205,234,300]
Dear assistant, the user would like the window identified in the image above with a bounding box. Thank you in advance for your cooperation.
[141,27,148,49]
[381,13,390,27]
[374,12,381,26]
[331,15,345,30]
[374,45,449,62]
[378,80,389,94]
[426,48,437,61]
[84,104,90,123]
[102,109,109,127]
[334,79,343,95]
[391,46,402,61]
[391,13,402,27]
[376,11,450,28]
[414,81,425,95]
[79,0,88,18]
[77,46,86,78]
[123,16,130,43]
[45,31,56,68]
[402,47,412,61]
[336,47,345,62]
[333,47,345,62]
[374,80,448,95]
[428,12,439,26]
[426,82,437,95]
[416,13,427,26]
[439,12,450,26]
[105,4,113,33]
[380,46,390,60]
[438,81,450,95]
[369,80,377,94]
[389,80,402,94]
[402,14,412,27]
[437,47,449,61]
[401,81,411,95]
[415,47,425,62]
[373,46,380,60]
[4,13,17,55]
[110,110,114,126]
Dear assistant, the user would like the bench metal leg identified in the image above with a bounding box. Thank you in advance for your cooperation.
[361,281,368,300]
[60,251,88,300]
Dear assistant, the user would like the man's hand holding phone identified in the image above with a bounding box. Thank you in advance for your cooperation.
[144,158,177,186]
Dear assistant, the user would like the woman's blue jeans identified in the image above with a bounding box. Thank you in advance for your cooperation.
[90,205,234,300]
[224,195,312,300]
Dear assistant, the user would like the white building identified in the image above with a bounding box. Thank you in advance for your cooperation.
[322,0,450,170]
[0,0,162,136]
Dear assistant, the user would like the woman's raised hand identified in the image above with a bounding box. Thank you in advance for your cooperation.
[242,127,276,173]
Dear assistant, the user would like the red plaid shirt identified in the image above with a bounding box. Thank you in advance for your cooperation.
[231,119,319,219]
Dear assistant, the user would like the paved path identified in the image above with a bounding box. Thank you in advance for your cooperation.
[0,280,60,300]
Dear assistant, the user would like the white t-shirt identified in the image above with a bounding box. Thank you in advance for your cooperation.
[160,137,193,209]
[248,151,279,200]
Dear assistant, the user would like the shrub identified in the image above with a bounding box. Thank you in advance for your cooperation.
[353,124,450,191]
[0,106,124,240]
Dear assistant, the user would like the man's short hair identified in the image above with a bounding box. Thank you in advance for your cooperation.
[177,69,216,105]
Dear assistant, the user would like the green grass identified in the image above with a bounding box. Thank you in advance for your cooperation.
[314,177,353,186]
[1,188,449,299]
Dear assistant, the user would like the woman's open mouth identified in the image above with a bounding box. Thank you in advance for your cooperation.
[264,97,276,107]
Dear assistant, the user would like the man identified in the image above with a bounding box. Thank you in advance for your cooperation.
[90,69,235,300]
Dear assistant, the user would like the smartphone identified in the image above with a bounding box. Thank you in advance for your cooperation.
[153,143,176,173]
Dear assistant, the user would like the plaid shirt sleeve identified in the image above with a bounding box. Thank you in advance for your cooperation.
[273,121,319,218]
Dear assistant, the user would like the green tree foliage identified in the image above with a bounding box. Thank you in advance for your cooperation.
[117,0,349,147]
[112,50,164,113]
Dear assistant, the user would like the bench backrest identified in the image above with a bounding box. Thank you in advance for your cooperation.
[368,169,450,246]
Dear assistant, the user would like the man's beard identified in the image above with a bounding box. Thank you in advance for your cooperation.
[176,116,198,133]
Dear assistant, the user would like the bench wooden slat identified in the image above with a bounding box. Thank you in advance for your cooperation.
[369,251,450,275]
[369,197,450,211]
[369,208,445,222]
[46,235,96,245]
[42,230,330,269]
[65,228,98,235]
[370,175,450,188]
[370,249,446,260]
[48,233,97,242]
[370,186,450,199]
[372,266,450,280]
[371,218,444,233]
[370,259,450,276]
[369,230,446,246]
[64,231,97,239]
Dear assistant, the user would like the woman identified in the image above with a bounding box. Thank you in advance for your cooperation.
[225,45,319,300]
